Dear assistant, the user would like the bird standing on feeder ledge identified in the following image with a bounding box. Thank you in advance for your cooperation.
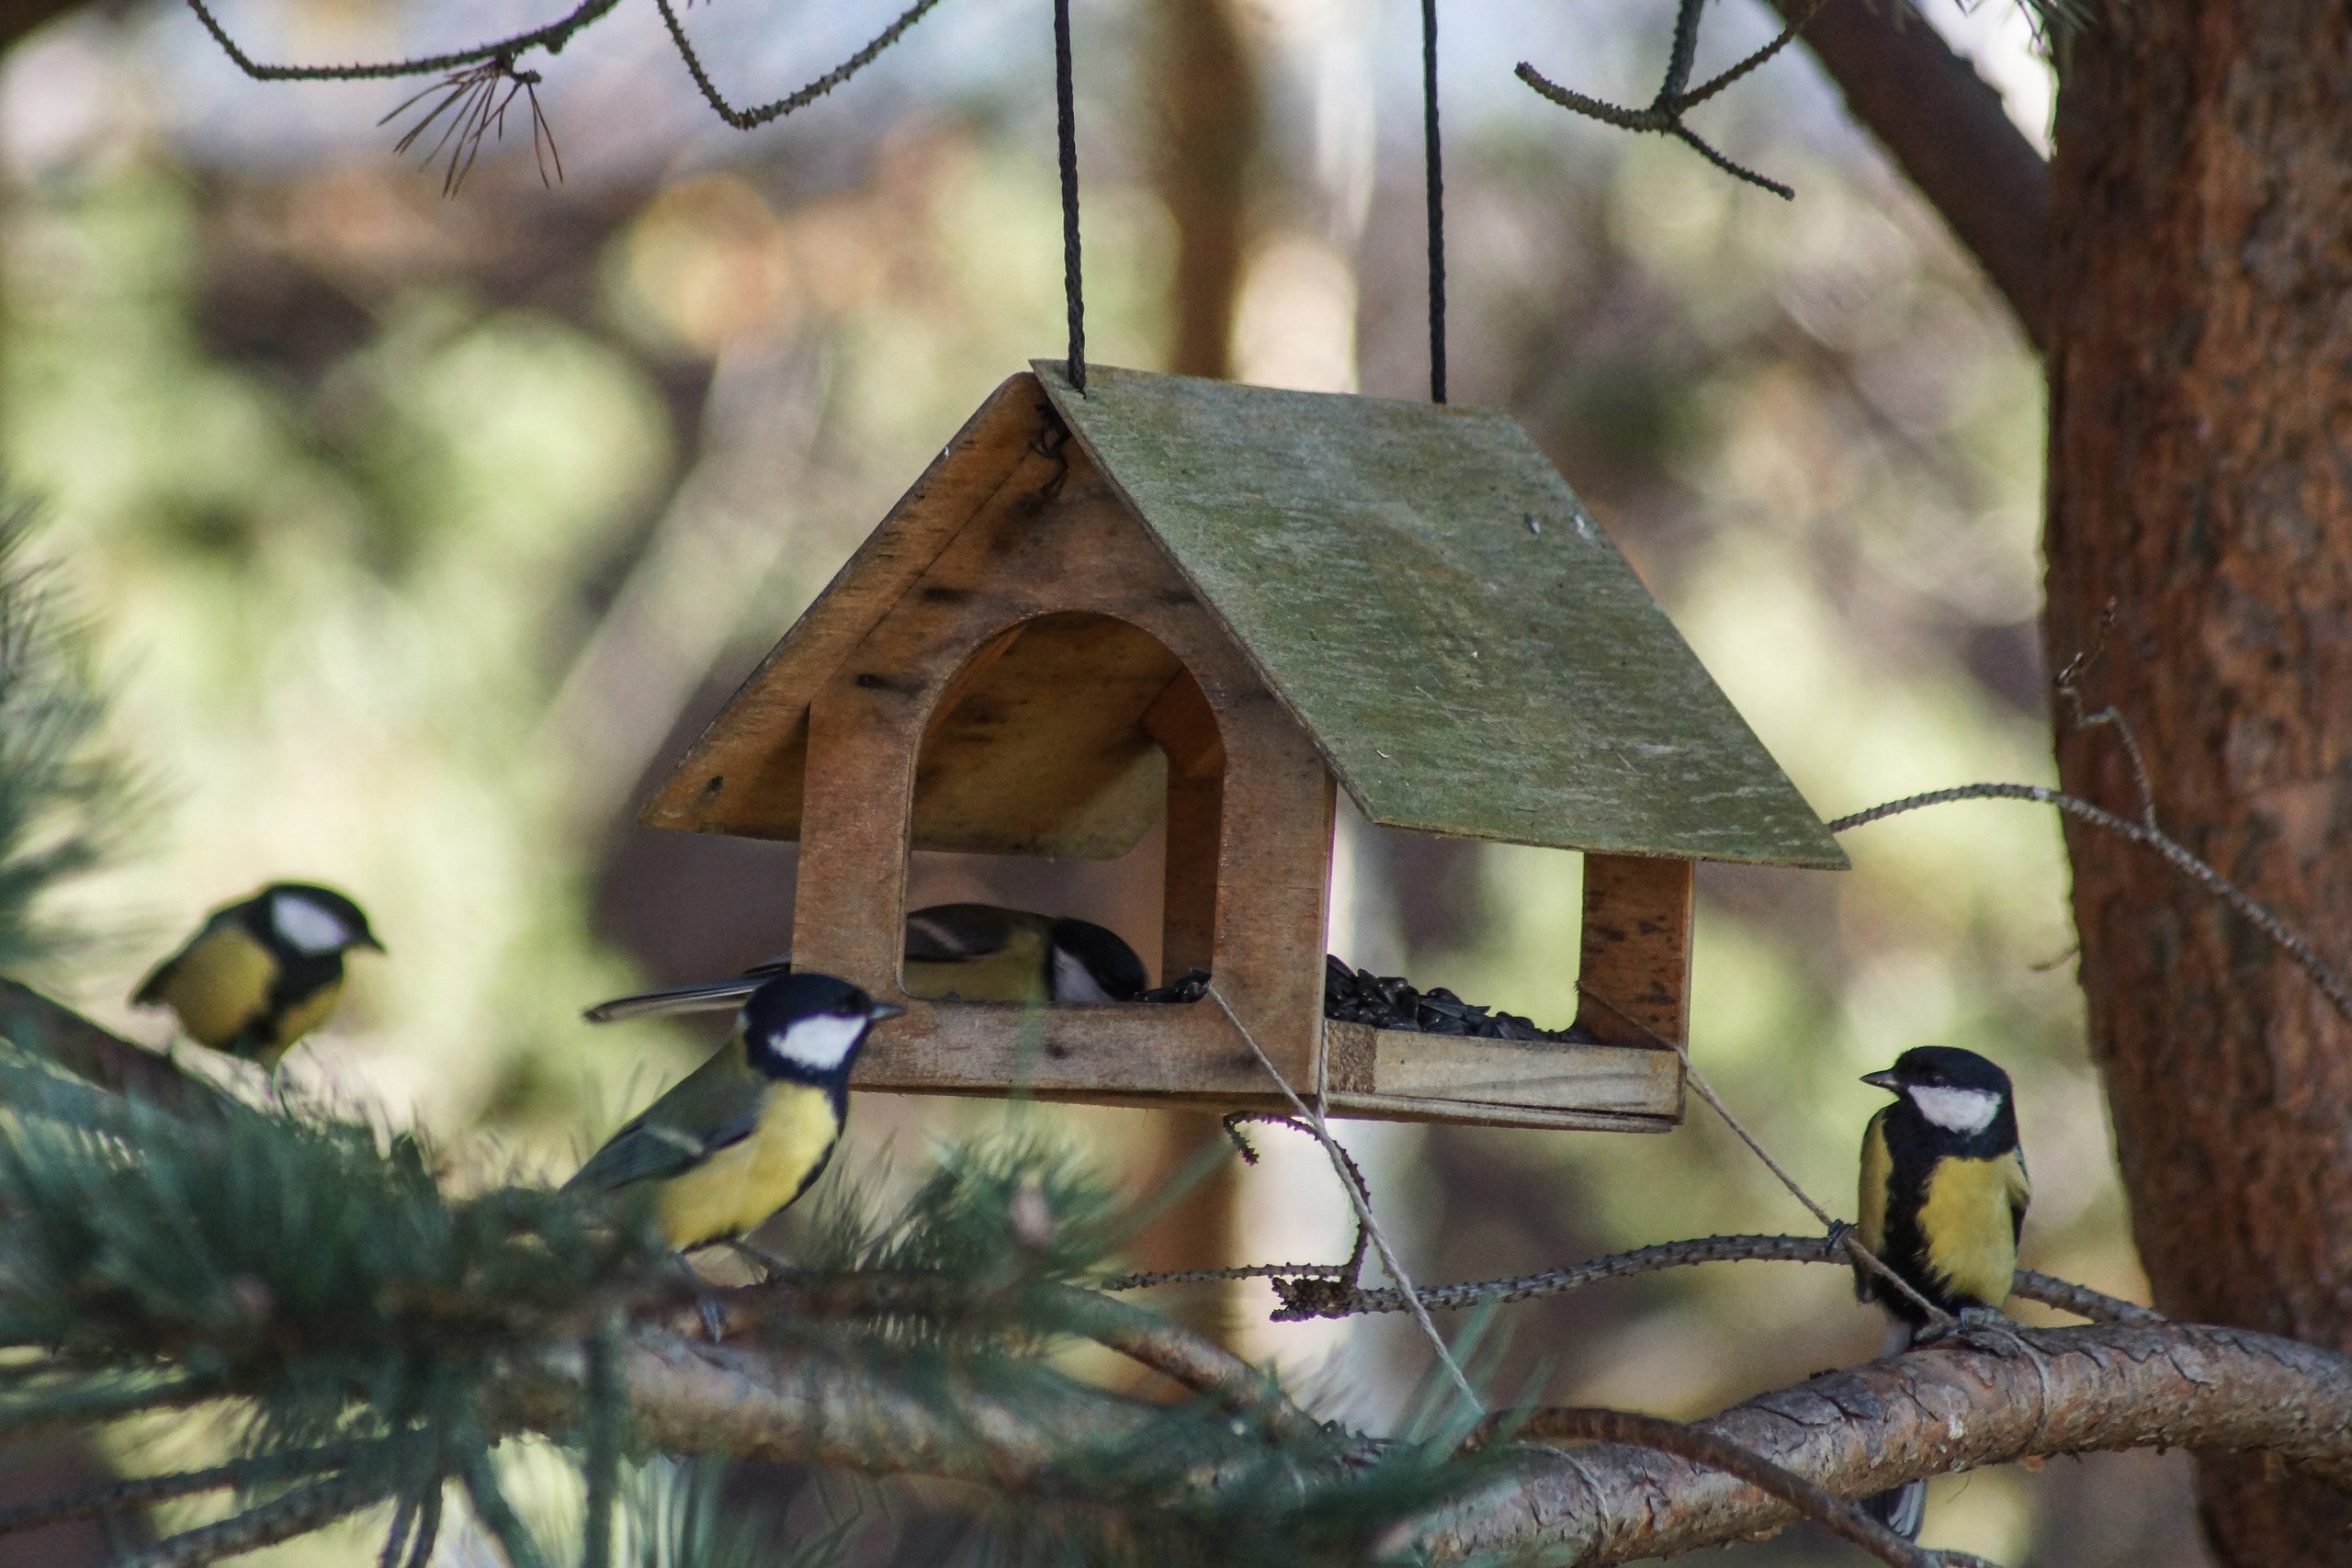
[566,972,902,1258]
[1852,1044,2031,1540]
[130,882,384,1067]
[582,903,1147,1021]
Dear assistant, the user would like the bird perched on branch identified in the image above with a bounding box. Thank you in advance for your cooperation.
[582,903,1147,1022]
[130,883,383,1066]
[1853,1044,2030,1540]
[565,972,902,1257]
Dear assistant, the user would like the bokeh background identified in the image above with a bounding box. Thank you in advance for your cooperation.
[0,0,2203,1562]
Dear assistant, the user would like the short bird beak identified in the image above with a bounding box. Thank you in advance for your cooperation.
[1860,1069,1900,1092]
[361,934,387,954]
[868,1001,908,1022]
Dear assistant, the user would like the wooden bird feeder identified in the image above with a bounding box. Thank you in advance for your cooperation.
[640,365,1846,1133]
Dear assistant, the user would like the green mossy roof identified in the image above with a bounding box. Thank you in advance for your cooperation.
[1040,362,1845,868]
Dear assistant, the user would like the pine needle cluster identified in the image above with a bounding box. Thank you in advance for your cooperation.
[0,507,141,978]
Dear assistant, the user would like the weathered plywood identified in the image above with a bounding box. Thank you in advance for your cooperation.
[1364,1030,1681,1116]
[1037,362,1848,871]
[850,1010,1677,1133]
[910,612,1180,857]
[1574,852,1696,1048]
[639,372,1057,839]
[791,446,1333,1086]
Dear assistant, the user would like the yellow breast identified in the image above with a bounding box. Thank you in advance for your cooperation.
[258,977,345,1065]
[653,1082,842,1250]
[153,925,277,1050]
[1917,1153,2025,1307]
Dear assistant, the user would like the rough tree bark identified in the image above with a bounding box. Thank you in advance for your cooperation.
[498,1313,2352,1563]
[2044,3,2352,1563]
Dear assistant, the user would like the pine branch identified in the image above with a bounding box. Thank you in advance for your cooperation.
[120,1471,393,1568]
[1406,1321,2352,1562]
[1265,1232,2155,1325]
[0,1442,362,1540]
[650,0,948,130]
[184,0,625,85]
[0,977,225,1113]
[1830,783,2352,1028]
[0,506,143,977]
[1465,1406,1984,1568]
[498,1316,2352,1562]
[730,1272,1313,1438]
[1516,0,1826,199]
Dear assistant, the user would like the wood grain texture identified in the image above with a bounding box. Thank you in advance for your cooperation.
[1573,853,1695,1049]
[788,434,1334,1095]
[1038,362,1846,869]
[2045,4,2352,1561]
[910,612,1180,857]
[1366,1030,1680,1118]
[639,372,1052,838]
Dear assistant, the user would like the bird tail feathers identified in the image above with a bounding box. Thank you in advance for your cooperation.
[582,960,790,1024]
[1860,1479,1927,1541]
[1860,1315,1927,1540]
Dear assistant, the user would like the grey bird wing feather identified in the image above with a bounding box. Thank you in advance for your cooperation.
[582,957,792,1024]
[563,1046,766,1191]
[901,905,1016,963]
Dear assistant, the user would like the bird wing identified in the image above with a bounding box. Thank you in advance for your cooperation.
[904,907,1058,1002]
[581,958,792,1024]
[901,905,1017,962]
[563,1043,766,1192]
[130,908,234,1006]
[1854,1106,1894,1302]
[2003,1145,2031,1245]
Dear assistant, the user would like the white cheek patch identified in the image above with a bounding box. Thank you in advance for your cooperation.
[772,1012,867,1072]
[1051,947,1119,1004]
[1909,1085,2001,1135]
[272,894,352,955]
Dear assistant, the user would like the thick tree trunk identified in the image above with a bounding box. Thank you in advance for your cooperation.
[2044,4,2352,1562]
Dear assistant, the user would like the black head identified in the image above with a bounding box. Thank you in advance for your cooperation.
[255,883,383,956]
[1863,1046,2016,1140]
[740,972,904,1081]
[1046,919,1148,1003]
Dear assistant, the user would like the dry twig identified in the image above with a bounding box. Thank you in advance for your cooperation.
[1831,784,2352,1028]
[1205,983,1479,1407]
[651,0,947,130]
[1516,0,1826,198]
[1574,985,1953,1328]
[1268,1231,2156,1325]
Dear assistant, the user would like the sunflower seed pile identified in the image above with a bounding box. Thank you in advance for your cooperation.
[1138,968,1212,1005]
[1139,959,1586,1043]
[1320,955,1582,1042]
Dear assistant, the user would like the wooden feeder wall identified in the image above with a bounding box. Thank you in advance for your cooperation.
[644,365,1846,1133]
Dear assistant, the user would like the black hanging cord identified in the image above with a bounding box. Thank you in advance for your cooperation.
[1053,0,1086,392]
[1419,0,1446,404]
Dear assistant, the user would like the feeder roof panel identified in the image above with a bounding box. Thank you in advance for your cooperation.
[1039,362,1846,868]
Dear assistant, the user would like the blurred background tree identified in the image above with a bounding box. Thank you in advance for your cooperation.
[0,0,2339,1564]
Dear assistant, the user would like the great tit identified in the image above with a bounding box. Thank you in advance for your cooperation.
[1854,1044,2030,1540]
[582,903,1148,1024]
[130,883,383,1066]
[564,972,903,1253]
